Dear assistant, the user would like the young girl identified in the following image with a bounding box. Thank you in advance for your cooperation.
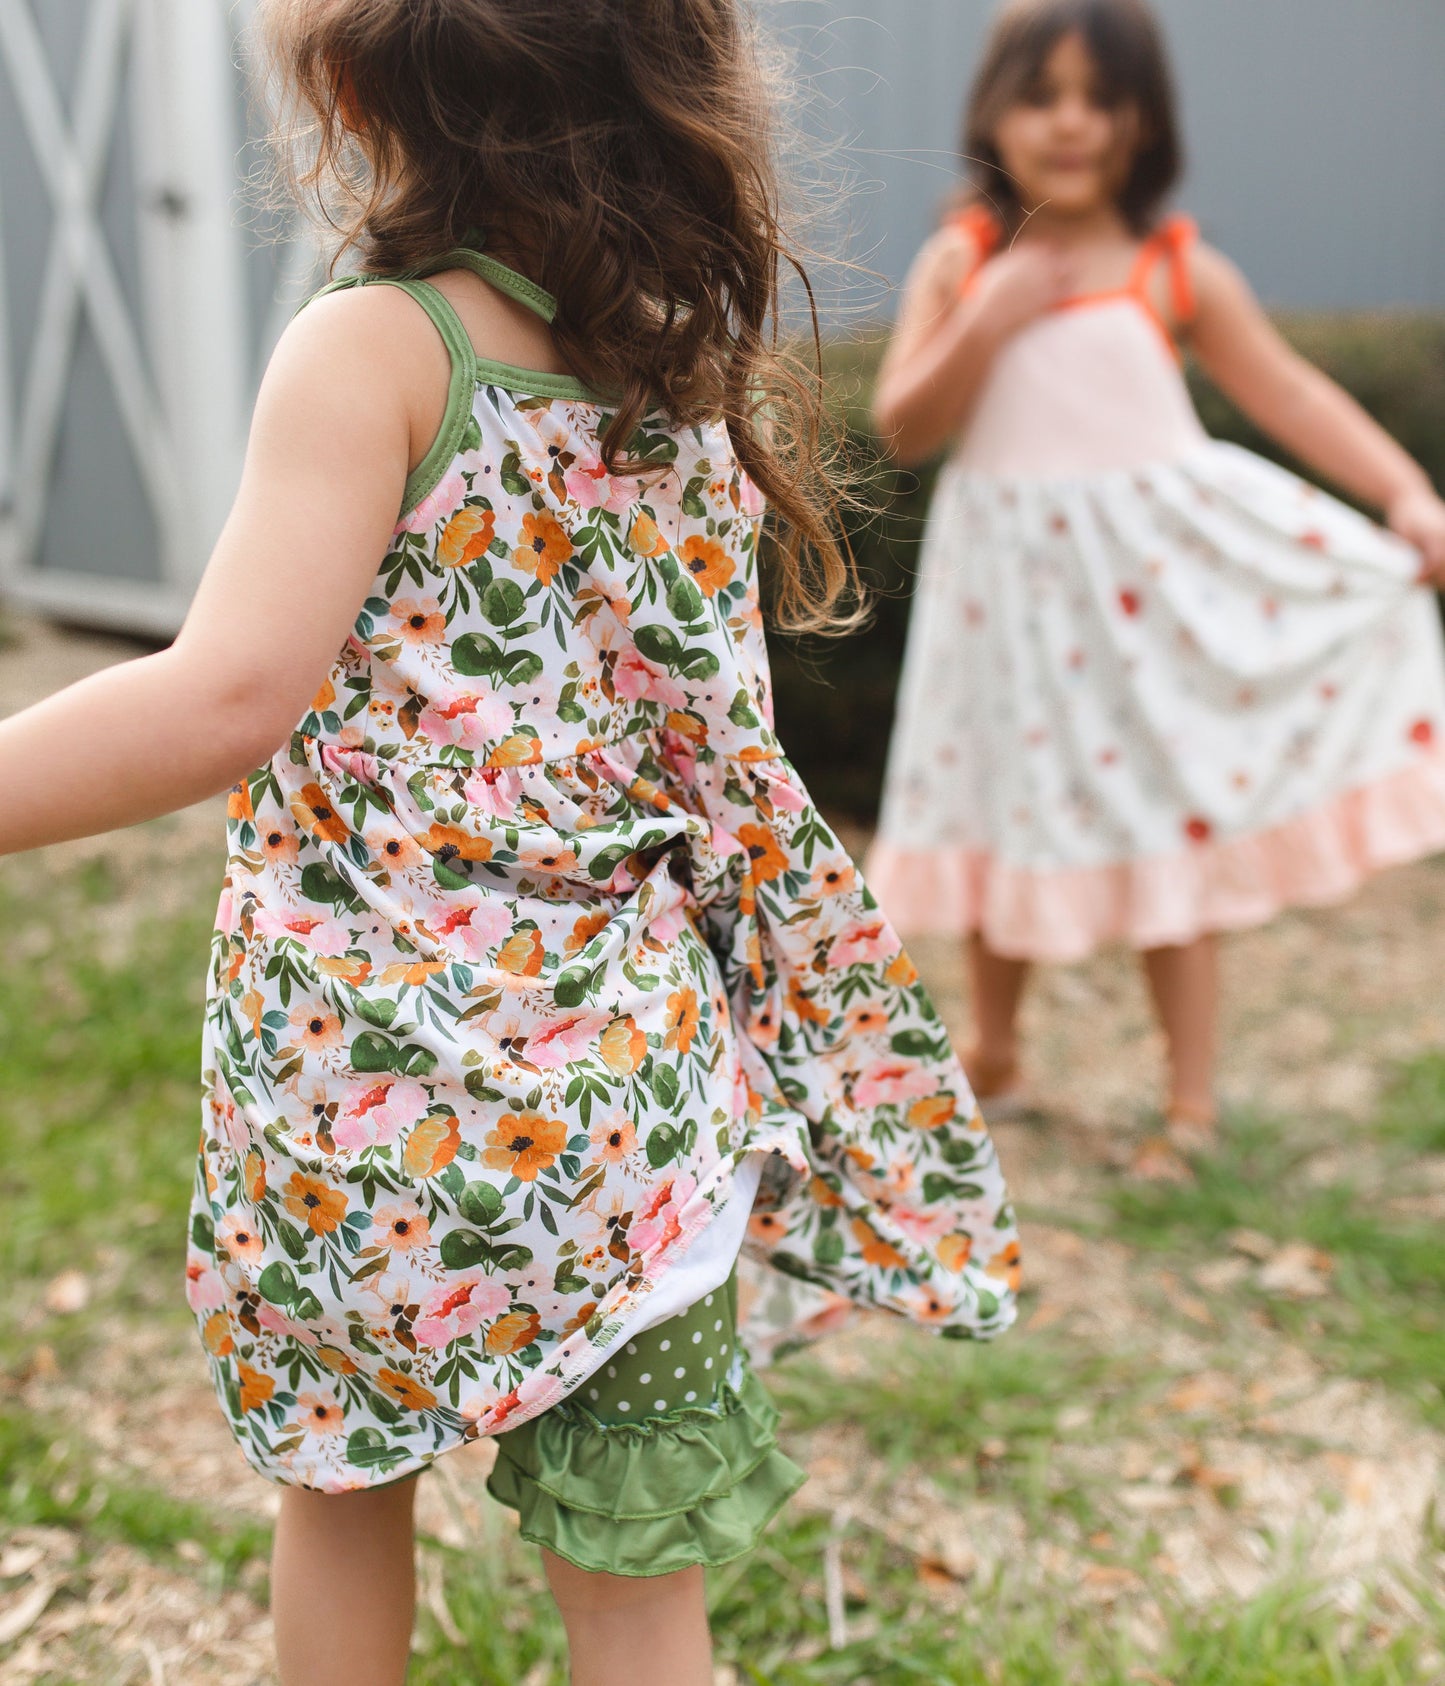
[0,3,1018,1682]
[868,0,1445,1169]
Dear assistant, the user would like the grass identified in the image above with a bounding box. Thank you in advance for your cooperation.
[1107,1105,1445,1423]
[3,846,1445,1681]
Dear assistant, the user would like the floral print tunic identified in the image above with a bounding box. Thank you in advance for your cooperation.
[187,258,1018,1492]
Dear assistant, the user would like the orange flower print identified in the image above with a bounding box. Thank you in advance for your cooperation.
[985,1239,1023,1293]
[201,1311,234,1357]
[297,1391,345,1434]
[628,512,667,556]
[401,1114,461,1179]
[260,824,300,864]
[438,506,496,569]
[483,1111,568,1181]
[373,1202,432,1252]
[243,1148,267,1201]
[227,782,254,822]
[368,830,423,871]
[749,1209,790,1243]
[589,1113,638,1163]
[497,928,545,977]
[787,976,829,1027]
[679,535,734,595]
[907,1094,956,1132]
[663,986,700,1054]
[290,1003,343,1052]
[884,951,919,988]
[847,1002,890,1036]
[289,783,350,845]
[485,1310,542,1355]
[566,909,610,955]
[516,512,572,584]
[811,858,855,898]
[316,1344,359,1376]
[310,676,336,712]
[489,733,545,768]
[737,823,788,883]
[238,1362,275,1414]
[598,1015,646,1076]
[393,595,447,644]
[377,1368,438,1411]
[218,1213,265,1264]
[283,1171,348,1236]
[937,1233,973,1273]
[419,822,493,865]
[851,1216,908,1271]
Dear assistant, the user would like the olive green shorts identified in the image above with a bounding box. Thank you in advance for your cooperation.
[488,1274,804,1577]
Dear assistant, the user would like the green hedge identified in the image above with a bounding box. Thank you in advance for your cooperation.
[771,316,1445,821]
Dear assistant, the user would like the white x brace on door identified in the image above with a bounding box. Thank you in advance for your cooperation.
[0,0,317,636]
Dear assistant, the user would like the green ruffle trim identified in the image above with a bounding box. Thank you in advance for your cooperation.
[487,1368,805,1577]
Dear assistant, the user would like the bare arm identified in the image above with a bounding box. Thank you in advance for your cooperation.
[873,229,1076,467]
[1189,244,1445,579]
[0,285,445,855]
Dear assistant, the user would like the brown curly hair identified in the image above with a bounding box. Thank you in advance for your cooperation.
[258,0,859,632]
[962,0,1183,235]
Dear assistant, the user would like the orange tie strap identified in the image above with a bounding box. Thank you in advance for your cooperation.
[1129,213,1199,329]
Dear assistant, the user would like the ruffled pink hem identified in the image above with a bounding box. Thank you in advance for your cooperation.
[864,750,1445,963]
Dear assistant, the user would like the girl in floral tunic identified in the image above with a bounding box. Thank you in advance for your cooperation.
[869,0,1445,1174]
[0,2,1015,1682]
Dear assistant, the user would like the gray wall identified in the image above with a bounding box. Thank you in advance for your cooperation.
[770,0,1445,319]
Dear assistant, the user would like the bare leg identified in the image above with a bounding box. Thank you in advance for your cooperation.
[1141,935,1220,1126]
[272,1478,419,1686]
[543,1552,713,1686]
[967,933,1031,1088]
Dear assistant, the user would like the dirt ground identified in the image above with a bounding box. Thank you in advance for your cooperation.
[3,613,1444,1683]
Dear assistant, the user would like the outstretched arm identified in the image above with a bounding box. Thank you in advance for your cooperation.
[0,287,440,856]
[1188,244,1445,582]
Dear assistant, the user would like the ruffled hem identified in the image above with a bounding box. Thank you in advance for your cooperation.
[866,749,1445,963]
[486,1369,805,1576]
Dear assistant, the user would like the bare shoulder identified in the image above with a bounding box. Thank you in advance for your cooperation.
[1188,240,1255,312]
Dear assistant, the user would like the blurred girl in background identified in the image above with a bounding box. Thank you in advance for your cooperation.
[868,0,1445,1174]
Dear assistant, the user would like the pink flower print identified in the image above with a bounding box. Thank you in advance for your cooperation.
[218,1214,266,1264]
[252,908,351,958]
[613,649,687,710]
[852,1060,938,1109]
[430,897,512,961]
[888,1203,953,1246]
[296,1390,346,1437]
[629,1173,699,1257]
[828,919,901,969]
[332,1077,429,1151]
[738,470,766,519]
[462,766,524,818]
[419,689,514,750]
[322,745,381,787]
[397,468,468,534]
[648,902,689,946]
[185,1258,228,1314]
[565,455,642,514]
[528,1009,611,1069]
[414,1275,511,1349]
[514,1368,567,1416]
[590,1110,638,1164]
[810,857,855,899]
[216,887,236,933]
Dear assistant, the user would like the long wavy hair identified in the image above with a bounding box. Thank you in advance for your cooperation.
[259,0,859,633]
[962,0,1183,235]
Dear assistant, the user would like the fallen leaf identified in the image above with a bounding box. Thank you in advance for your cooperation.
[43,1271,90,1316]
[1228,1229,1275,1261]
[1257,1241,1332,1299]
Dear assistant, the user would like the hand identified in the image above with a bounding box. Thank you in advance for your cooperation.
[966,242,1079,344]
[1386,484,1445,588]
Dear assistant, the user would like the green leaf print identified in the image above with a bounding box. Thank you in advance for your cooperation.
[499,451,532,497]
[553,965,600,1008]
[299,863,359,910]
[258,1262,300,1306]
[891,1028,946,1060]
[645,1124,681,1169]
[481,579,527,627]
[191,1213,215,1253]
[666,575,704,624]
[279,1220,309,1262]
[814,1228,846,1267]
[501,650,544,686]
[676,648,720,682]
[651,1064,680,1108]
[727,689,760,728]
[353,996,399,1031]
[452,630,505,677]
[922,1172,987,1205]
[439,1229,490,1270]
[458,1181,505,1228]
[681,476,708,519]
[346,1427,409,1471]
[350,1032,439,1079]
[633,624,684,668]
[460,413,483,454]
